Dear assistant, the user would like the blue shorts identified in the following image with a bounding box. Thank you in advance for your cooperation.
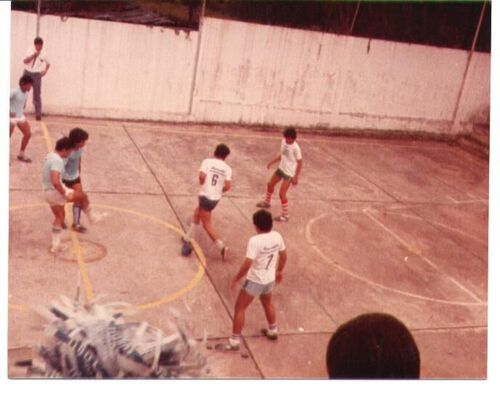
[243,279,274,296]
[198,196,219,212]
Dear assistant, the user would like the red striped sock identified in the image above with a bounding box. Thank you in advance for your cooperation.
[265,191,272,204]
[282,200,289,217]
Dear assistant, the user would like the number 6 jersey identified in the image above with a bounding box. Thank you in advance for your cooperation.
[246,231,286,285]
[199,157,232,201]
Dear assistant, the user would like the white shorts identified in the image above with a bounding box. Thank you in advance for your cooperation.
[43,186,73,207]
[10,115,27,125]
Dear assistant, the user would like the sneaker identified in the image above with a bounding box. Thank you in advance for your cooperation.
[215,338,240,351]
[256,201,271,209]
[17,155,32,163]
[71,224,87,233]
[221,246,229,261]
[49,244,68,254]
[261,328,278,340]
[274,215,289,222]
[36,116,41,121]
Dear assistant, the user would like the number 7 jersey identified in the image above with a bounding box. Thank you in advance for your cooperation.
[199,157,232,201]
[246,231,286,285]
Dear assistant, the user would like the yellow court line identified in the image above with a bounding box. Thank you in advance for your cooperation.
[8,303,27,311]
[40,122,95,303]
[65,205,95,302]
[9,203,207,310]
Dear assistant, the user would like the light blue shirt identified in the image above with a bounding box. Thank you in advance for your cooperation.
[42,152,65,190]
[10,88,28,117]
[63,149,83,181]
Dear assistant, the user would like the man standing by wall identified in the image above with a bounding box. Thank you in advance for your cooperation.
[23,36,50,121]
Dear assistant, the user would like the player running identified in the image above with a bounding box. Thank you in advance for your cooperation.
[183,143,232,260]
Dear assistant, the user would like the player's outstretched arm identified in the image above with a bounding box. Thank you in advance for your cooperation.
[267,154,281,169]
[223,180,231,193]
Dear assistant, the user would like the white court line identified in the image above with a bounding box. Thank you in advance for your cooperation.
[446,195,488,204]
[364,209,484,303]
[383,211,488,247]
[305,211,486,306]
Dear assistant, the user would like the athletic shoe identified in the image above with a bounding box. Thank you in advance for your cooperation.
[261,328,278,341]
[36,116,41,121]
[256,201,271,209]
[274,215,289,222]
[17,155,32,163]
[71,224,87,233]
[221,246,229,261]
[49,244,68,254]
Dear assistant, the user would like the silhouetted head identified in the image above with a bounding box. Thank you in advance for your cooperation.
[326,313,420,379]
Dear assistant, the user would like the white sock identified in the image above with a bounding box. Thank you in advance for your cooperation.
[51,226,62,249]
[215,239,225,250]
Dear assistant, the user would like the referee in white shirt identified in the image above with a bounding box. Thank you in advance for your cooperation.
[23,37,50,121]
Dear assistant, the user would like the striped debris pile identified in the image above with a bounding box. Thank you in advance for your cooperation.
[17,296,208,378]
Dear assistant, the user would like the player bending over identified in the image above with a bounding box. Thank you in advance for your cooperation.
[256,127,302,222]
[42,137,101,253]
[183,144,232,260]
[62,128,90,233]
[224,209,287,350]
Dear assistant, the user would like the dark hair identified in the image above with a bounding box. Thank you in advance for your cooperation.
[55,137,72,151]
[253,209,273,232]
[283,127,297,140]
[326,313,420,379]
[19,75,33,86]
[69,128,89,146]
[214,143,230,159]
[34,37,43,45]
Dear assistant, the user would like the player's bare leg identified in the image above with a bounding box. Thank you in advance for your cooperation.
[226,289,254,350]
[259,292,278,340]
[199,209,228,259]
[16,121,32,162]
[70,183,86,232]
[257,173,281,208]
[49,205,65,253]
[275,179,291,222]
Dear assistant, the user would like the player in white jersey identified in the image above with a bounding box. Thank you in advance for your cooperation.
[183,144,232,260]
[256,128,303,222]
[223,210,287,350]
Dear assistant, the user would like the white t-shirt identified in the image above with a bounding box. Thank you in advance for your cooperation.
[278,139,302,177]
[246,231,286,285]
[24,47,50,73]
[199,158,232,201]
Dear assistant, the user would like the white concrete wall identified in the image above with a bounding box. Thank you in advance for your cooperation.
[11,11,198,120]
[10,12,490,135]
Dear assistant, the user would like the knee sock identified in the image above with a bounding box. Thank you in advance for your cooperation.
[281,200,289,217]
[72,204,81,225]
[264,191,272,204]
[51,226,62,249]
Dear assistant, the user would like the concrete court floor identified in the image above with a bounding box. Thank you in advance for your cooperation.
[8,116,488,379]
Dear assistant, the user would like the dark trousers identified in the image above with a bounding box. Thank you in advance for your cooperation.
[23,70,42,117]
